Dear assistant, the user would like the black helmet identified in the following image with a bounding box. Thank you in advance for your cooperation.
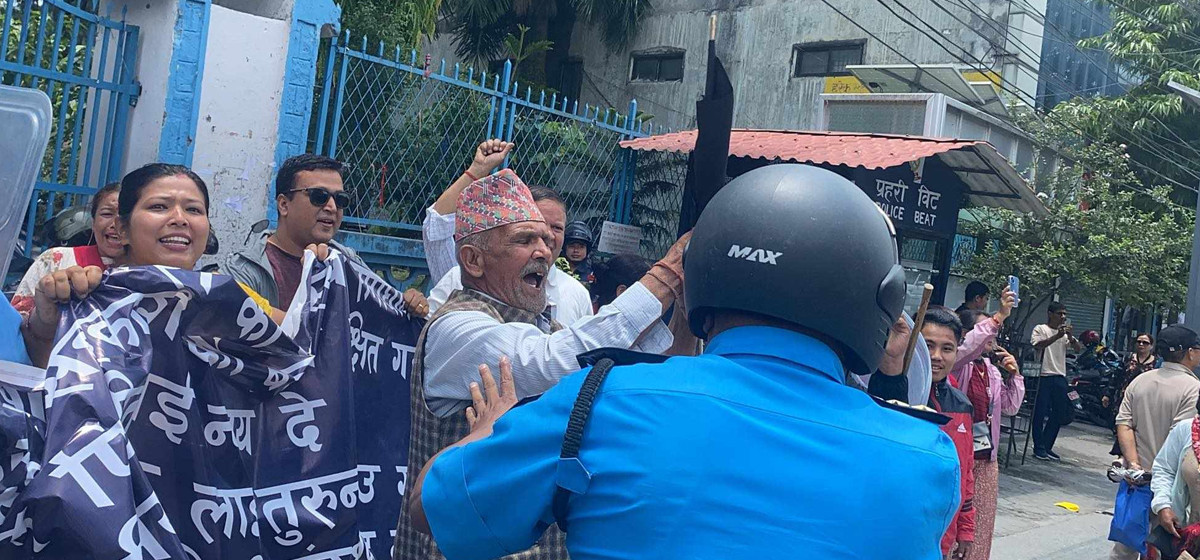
[564,221,593,248]
[684,164,907,374]
[204,230,219,255]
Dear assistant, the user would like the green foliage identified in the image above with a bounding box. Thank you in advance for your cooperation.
[505,113,680,258]
[440,0,650,76]
[956,111,1193,334]
[4,3,89,183]
[312,51,645,247]
[1069,0,1200,197]
[1079,0,1199,92]
[573,0,651,53]
[628,151,685,257]
[502,24,553,78]
[960,0,1200,333]
[339,0,440,50]
[508,113,620,233]
[316,56,495,236]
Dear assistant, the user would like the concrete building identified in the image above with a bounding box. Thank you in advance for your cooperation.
[1036,0,1126,109]
[550,0,1046,132]
[549,0,1126,344]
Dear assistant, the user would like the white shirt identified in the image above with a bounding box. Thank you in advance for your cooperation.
[422,206,462,286]
[423,282,672,417]
[1151,418,1193,515]
[423,205,595,325]
[1031,324,1069,376]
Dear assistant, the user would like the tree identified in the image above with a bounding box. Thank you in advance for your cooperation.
[339,0,441,50]
[1067,0,1200,204]
[440,0,651,88]
[502,24,553,79]
[955,107,1194,344]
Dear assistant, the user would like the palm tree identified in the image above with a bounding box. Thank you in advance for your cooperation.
[441,0,650,88]
[339,0,442,49]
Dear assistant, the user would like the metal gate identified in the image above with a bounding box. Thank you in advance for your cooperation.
[0,0,139,255]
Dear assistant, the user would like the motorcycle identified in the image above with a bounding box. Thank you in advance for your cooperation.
[1067,345,1124,428]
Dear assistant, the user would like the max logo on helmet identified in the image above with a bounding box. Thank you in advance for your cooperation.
[727,245,783,265]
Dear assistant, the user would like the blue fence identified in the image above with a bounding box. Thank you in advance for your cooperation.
[0,0,139,255]
[306,32,688,275]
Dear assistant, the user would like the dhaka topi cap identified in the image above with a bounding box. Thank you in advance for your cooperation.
[454,169,545,242]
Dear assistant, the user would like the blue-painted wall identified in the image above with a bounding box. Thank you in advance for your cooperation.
[159,0,212,165]
[272,0,340,212]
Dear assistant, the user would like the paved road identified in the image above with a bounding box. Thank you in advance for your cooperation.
[992,421,1122,560]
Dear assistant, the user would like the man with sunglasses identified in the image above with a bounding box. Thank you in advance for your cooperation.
[225,154,366,310]
[1111,324,1200,559]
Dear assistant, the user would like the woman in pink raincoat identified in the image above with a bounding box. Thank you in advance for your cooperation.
[953,297,1025,560]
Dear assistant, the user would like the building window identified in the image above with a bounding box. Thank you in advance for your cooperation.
[556,58,583,102]
[630,50,684,82]
[792,41,865,77]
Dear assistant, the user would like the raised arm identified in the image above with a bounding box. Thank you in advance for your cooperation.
[954,287,1015,372]
[424,140,514,283]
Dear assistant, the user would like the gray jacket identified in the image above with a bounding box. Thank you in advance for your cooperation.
[224,230,363,308]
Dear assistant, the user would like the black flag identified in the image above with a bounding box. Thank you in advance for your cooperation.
[678,20,734,234]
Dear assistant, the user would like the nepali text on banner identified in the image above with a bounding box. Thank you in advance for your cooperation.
[0,251,423,559]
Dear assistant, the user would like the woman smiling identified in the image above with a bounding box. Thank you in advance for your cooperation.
[10,182,124,320]
[20,163,296,366]
[119,164,210,269]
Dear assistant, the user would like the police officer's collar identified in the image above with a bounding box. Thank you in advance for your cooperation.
[705,326,844,384]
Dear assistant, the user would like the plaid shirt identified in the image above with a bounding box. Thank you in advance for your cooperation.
[393,289,568,560]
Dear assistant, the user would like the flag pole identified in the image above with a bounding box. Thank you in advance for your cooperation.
[679,12,734,235]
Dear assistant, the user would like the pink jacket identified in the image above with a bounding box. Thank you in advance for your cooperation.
[950,317,1027,462]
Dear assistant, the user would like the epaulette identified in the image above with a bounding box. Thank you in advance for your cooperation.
[576,347,669,369]
[873,396,952,426]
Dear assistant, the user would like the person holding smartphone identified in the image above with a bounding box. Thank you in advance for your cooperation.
[1030,302,1083,461]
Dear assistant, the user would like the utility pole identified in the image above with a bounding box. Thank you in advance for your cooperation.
[1168,81,1200,329]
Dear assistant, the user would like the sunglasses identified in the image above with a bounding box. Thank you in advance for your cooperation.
[290,187,350,210]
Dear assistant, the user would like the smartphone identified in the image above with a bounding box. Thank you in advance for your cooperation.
[1008,275,1020,308]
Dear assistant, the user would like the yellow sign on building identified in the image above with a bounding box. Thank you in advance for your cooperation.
[823,76,870,94]
[823,70,1002,94]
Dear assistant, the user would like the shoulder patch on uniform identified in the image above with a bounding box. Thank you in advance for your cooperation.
[576,347,670,369]
[872,396,952,425]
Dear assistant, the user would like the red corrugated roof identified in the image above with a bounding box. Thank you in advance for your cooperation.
[618,129,983,170]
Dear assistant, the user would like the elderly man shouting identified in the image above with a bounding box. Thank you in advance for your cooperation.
[393,169,688,560]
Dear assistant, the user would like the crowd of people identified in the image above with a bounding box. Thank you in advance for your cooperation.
[1,135,1193,560]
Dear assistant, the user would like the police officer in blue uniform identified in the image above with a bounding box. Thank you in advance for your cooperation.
[407,164,962,560]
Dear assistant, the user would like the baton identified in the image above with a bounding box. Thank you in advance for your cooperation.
[902,284,935,373]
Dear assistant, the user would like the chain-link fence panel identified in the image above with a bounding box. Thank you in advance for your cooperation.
[506,103,631,239]
[313,48,498,235]
[628,150,688,259]
[309,38,678,251]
